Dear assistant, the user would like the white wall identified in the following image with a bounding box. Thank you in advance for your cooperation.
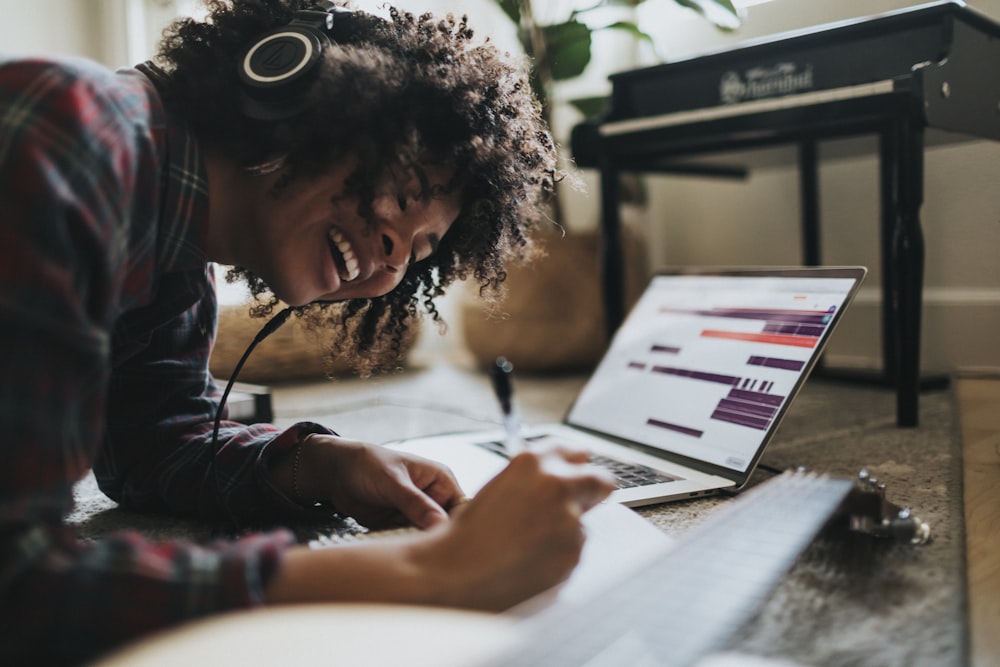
[1,0,106,62]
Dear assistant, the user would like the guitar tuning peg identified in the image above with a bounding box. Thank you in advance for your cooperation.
[858,469,870,483]
[884,507,931,545]
[899,514,932,545]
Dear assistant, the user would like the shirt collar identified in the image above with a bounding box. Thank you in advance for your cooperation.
[132,62,211,274]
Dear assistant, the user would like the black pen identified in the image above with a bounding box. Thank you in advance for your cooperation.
[490,356,524,455]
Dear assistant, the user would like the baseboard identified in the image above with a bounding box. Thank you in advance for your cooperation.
[824,287,1000,376]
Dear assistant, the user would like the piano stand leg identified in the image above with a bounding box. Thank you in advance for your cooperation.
[599,159,625,339]
[799,140,822,267]
[883,117,926,427]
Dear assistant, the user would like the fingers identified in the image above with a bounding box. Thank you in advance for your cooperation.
[382,476,450,529]
[507,448,616,516]
[402,459,470,526]
[573,468,617,514]
[390,458,473,529]
[549,447,592,465]
[524,438,592,464]
[409,448,614,611]
[444,494,472,514]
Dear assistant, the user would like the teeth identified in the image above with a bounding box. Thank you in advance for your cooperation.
[328,228,360,281]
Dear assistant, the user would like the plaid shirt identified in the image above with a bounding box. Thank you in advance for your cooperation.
[0,57,334,664]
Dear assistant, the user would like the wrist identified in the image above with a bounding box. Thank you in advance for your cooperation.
[291,433,333,506]
[271,432,328,508]
[266,532,443,606]
[404,527,483,609]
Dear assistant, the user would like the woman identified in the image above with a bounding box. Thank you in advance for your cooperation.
[0,1,614,663]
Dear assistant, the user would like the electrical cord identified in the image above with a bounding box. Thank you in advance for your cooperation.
[210,306,294,451]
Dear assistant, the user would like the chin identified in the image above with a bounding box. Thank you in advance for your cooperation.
[267,283,321,308]
[272,274,345,306]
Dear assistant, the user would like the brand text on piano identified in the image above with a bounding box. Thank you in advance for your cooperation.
[719,62,815,104]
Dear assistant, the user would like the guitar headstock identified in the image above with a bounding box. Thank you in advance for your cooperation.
[833,468,931,545]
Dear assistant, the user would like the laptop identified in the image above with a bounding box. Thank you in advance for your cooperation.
[390,266,867,507]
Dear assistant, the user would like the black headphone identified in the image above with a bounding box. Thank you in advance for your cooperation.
[237,2,354,121]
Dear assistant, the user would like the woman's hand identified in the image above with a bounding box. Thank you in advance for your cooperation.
[275,434,467,529]
[410,446,617,609]
[265,445,617,612]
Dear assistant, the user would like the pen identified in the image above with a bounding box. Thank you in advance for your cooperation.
[490,356,524,456]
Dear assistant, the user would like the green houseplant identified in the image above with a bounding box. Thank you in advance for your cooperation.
[496,0,740,121]
[494,0,741,222]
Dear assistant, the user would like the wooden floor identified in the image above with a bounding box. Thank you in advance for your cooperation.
[956,376,1000,667]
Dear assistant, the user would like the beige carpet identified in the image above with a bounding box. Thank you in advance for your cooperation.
[71,362,965,666]
[716,380,964,666]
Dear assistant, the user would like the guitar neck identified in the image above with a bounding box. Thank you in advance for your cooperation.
[493,471,855,667]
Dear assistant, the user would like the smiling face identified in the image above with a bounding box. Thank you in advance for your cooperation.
[233,161,462,307]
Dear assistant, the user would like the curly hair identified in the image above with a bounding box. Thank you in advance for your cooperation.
[153,0,558,375]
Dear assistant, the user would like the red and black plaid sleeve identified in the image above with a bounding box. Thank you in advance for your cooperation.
[0,56,328,665]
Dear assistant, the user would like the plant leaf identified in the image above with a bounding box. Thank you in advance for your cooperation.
[593,0,646,7]
[542,20,593,81]
[496,0,521,25]
[568,94,610,118]
[673,0,741,30]
[600,20,656,48]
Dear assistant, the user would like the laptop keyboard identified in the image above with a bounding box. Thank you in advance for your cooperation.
[589,454,679,488]
[475,439,678,489]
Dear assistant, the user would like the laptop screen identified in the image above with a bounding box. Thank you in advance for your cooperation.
[565,267,866,475]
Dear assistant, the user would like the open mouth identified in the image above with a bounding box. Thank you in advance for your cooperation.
[328,227,360,282]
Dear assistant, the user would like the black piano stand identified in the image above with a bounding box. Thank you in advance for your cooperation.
[584,1,1000,428]
[595,111,941,428]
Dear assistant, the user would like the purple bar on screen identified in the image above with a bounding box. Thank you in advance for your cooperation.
[711,409,770,430]
[647,418,704,438]
[765,358,804,371]
[729,388,784,406]
[651,344,681,354]
[719,397,778,418]
[660,307,834,328]
[747,356,805,372]
[651,365,740,386]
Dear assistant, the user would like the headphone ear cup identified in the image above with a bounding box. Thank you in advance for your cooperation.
[237,25,330,121]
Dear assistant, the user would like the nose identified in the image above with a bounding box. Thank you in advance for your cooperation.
[379,229,409,274]
[372,194,412,273]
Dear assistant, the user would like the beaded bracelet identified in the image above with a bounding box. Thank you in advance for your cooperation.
[291,435,308,505]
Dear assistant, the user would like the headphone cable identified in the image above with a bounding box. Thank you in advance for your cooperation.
[210,306,294,451]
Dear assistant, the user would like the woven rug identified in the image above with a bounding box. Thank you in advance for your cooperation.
[71,366,965,666]
[639,380,966,667]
